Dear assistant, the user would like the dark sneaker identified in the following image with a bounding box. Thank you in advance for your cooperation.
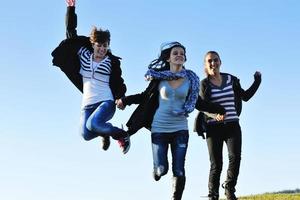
[225,191,237,200]
[222,183,237,200]
[118,136,130,154]
[101,136,110,151]
[153,172,161,181]
[208,193,219,200]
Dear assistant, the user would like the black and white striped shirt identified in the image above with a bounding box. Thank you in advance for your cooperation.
[78,47,114,107]
[207,74,239,124]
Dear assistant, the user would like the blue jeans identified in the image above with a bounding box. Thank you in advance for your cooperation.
[79,100,126,141]
[151,130,189,177]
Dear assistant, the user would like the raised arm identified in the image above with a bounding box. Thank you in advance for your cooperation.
[65,0,78,39]
[240,71,262,101]
[66,0,75,6]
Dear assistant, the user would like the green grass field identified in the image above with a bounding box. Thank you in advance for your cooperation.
[225,193,300,199]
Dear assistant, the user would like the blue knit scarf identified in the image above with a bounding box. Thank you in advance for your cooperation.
[145,69,200,116]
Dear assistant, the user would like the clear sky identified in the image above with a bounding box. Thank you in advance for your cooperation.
[1,0,300,199]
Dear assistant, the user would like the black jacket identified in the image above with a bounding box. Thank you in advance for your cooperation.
[194,73,261,138]
[51,6,126,99]
[122,80,225,135]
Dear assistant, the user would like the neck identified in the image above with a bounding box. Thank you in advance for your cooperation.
[209,73,221,80]
[93,55,104,63]
[170,64,183,73]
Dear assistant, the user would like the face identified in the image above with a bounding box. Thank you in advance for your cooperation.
[93,42,109,60]
[167,47,186,67]
[205,53,221,76]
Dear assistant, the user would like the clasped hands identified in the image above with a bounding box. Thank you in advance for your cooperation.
[115,98,225,122]
[115,99,125,110]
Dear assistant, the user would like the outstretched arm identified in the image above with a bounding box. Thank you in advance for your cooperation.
[121,80,158,106]
[65,0,77,38]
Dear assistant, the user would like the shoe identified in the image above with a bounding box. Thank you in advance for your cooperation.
[224,191,237,200]
[118,136,130,154]
[101,136,110,151]
[153,172,161,181]
[222,183,237,200]
[208,193,219,200]
[208,195,219,200]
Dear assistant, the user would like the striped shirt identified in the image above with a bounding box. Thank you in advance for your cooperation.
[207,74,239,124]
[78,47,114,107]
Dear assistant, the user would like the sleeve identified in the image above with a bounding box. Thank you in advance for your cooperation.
[195,97,226,114]
[195,79,225,114]
[122,80,157,106]
[237,76,261,102]
[65,6,78,39]
[110,58,127,99]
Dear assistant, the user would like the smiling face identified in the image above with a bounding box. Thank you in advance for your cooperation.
[167,46,186,67]
[204,52,221,76]
[92,42,109,61]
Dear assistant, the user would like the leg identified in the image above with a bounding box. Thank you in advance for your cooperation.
[79,102,100,141]
[171,130,189,177]
[170,130,189,200]
[79,102,111,150]
[86,100,127,140]
[151,132,169,181]
[171,176,186,200]
[224,122,242,200]
[206,125,224,199]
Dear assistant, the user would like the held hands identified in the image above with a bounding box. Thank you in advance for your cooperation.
[115,99,125,110]
[215,114,225,121]
[66,0,76,7]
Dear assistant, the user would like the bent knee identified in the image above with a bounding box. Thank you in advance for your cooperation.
[154,165,168,178]
[81,132,92,141]
[173,169,185,177]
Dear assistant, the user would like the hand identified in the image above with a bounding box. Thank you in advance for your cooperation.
[145,75,153,81]
[254,71,262,81]
[215,114,225,121]
[66,0,76,7]
[115,99,125,110]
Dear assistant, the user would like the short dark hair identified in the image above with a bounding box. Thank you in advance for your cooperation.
[90,26,111,44]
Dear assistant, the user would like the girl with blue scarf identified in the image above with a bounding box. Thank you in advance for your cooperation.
[116,42,225,200]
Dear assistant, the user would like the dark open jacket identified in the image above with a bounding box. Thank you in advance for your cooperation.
[51,6,126,99]
[122,80,226,136]
[194,72,261,138]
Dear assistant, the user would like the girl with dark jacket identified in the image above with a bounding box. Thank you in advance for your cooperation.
[194,51,261,200]
[116,42,225,200]
[51,0,130,154]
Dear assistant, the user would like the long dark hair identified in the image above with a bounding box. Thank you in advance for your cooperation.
[148,42,186,71]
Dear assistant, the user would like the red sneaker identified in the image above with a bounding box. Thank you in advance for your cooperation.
[118,136,131,154]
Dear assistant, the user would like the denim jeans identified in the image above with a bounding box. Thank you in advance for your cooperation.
[79,100,126,141]
[151,130,189,177]
[206,121,242,195]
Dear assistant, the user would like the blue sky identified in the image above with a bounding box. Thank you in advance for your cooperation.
[1,0,299,199]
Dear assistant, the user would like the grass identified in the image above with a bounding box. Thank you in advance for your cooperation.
[221,193,300,199]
